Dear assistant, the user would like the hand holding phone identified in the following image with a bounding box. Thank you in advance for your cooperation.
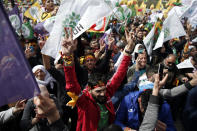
[158,64,164,81]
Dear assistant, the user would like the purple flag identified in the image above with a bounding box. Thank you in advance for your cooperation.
[34,22,47,36]
[8,5,22,30]
[0,4,40,106]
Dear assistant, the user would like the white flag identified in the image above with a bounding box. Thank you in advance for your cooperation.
[181,0,195,7]
[148,12,163,23]
[43,16,56,33]
[168,6,188,18]
[163,12,186,42]
[153,12,186,51]
[182,0,197,27]
[41,0,116,59]
[177,58,194,69]
[143,25,155,56]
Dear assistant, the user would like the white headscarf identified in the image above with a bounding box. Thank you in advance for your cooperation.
[32,65,56,89]
[132,44,143,63]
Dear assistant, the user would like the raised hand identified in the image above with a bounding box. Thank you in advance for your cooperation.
[38,35,46,50]
[34,95,60,124]
[135,56,140,71]
[108,35,115,50]
[25,44,35,59]
[125,28,135,53]
[13,100,26,115]
[99,39,105,52]
[152,74,160,96]
[61,27,77,56]
[189,71,197,86]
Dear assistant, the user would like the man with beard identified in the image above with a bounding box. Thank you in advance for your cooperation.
[62,28,135,131]
[160,54,188,89]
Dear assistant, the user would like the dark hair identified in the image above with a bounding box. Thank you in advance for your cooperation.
[139,89,163,113]
[139,89,152,112]
[88,73,108,89]
[135,51,147,61]
[146,66,158,79]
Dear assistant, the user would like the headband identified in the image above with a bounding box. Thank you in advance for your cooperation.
[92,81,105,89]
[85,55,94,60]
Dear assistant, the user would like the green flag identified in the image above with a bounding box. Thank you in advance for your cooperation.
[22,21,34,39]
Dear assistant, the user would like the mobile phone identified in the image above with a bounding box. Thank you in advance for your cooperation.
[29,46,34,52]
[158,64,164,80]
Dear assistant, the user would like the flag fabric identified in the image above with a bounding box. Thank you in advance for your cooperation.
[0,4,40,106]
[24,1,51,22]
[149,12,163,23]
[43,16,56,33]
[143,19,163,55]
[150,4,154,10]
[153,19,163,44]
[153,12,186,50]
[114,4,132,21]
[24,1,42,22]
[34,16,56,35]
[182,0,197,27]
[143,24,156,56]
[177,58,194,69]
[41,0,116,60]
[181,0,194,6]
[21,21,34,39]
[163,12,186,42]
[140,1,146,14]
[131,4,137,17]
[168,6,188,18]
[8,5,22,31]
[182,0,197,17]
[156,0,162,10]
[34,21,46,35]
[153,29,164,50]
[88,17,108,33]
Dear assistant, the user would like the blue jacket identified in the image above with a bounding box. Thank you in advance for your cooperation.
[183,86,197,131]
[115,91,176,131]
[111,71,140,111]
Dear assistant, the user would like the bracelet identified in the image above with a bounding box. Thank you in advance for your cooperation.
[60,52,73,66]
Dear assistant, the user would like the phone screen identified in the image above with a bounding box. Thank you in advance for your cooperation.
[158,64,164,80]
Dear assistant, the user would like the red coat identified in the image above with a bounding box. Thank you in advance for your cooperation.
[64,55,131,131]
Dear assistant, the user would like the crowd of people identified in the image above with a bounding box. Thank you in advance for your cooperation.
[1,0,197,131]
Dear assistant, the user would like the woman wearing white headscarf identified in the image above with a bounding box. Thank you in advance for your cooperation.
[32,65,57,96]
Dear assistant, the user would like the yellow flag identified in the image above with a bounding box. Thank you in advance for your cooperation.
[24,1,51,22]
[140,1,146,14]
[39,12,52,22]
[135,4,141,15]
[24,1,42,21]
[156,0,162,10]
[150,4,154,10]
[120,0,128,5]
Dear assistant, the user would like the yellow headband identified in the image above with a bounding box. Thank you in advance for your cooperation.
[85,55,94,60]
